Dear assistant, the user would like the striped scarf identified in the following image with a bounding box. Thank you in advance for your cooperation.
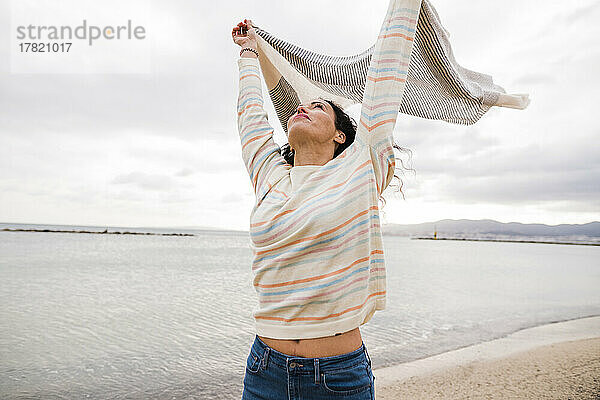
[252,0,529,134]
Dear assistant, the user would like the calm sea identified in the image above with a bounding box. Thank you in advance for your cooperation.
[1,223,599,399]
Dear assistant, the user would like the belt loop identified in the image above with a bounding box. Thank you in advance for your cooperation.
[262,347,270,370]
[314,358,320,384]
[363,343,372,367]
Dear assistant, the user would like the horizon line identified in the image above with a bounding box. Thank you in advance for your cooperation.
[1,218,599,231]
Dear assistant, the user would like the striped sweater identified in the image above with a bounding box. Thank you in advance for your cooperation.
[236,0,418,339]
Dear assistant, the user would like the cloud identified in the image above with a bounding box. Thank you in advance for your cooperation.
[111,171,176,191]
[1,0,598,228]
[175,168,194,177]
[512,74,556,87]
[563,2,600,24]
[436,167,600,206]
[219,192,246,204]
[0,72,239,139]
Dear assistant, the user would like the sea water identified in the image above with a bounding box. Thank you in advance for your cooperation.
[1,225,599,399]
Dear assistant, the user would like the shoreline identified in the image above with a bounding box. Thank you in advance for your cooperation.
[373,315,600,399]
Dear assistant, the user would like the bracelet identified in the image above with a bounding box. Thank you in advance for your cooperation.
[240,47,259,58]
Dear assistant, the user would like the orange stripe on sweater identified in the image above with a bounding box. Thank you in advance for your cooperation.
[240,73,259,80]
[366,75,406,83]
[237,102,262,116]
[241,132,271,152]
[250,159,371,227]
[254,205,379,257]
[255,291,386,322]
[377,33,414,41]
[361,102,400,111]
[256,255,370,288]
[271,188,289,198]
[359,118,397,132]
[251,210,295,229]
[256,249,382,288]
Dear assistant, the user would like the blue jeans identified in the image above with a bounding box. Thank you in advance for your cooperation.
[241,335,375,399]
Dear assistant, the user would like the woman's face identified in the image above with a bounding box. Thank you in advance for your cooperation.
[286,99,344,152]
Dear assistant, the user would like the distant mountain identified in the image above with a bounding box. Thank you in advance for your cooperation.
[382,219,600,238]
[4,220,599,240]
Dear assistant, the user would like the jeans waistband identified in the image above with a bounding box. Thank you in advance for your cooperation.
[250,335,372,374]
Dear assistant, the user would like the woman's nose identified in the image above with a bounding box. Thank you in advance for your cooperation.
[296,105,308,114]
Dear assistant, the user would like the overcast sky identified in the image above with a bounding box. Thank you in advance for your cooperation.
[1,0,598,230]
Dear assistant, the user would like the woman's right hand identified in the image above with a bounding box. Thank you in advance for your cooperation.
[232,19,258,49]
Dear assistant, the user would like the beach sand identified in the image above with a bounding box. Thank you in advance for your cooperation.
[374,316,600,399]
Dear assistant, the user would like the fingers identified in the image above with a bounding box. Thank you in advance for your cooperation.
[232,26,243,36]
[232,19,254,33]
[232,19,256,45]
[232,25,247,39]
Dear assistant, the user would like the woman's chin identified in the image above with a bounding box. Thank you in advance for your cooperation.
[288,117,310,129]
[287,127,300,140]
[290,121,311,131]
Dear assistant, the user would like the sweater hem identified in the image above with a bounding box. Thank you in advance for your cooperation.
[254,297,386,340]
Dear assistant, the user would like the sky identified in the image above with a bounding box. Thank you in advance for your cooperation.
[1,0,598,231]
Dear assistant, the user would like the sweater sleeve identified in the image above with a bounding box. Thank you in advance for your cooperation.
[237,57,288,202]
[355,0,418,196]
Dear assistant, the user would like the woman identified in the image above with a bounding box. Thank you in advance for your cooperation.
[231,8,415,398]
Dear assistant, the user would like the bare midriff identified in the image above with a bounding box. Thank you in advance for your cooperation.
[258,327,362,358]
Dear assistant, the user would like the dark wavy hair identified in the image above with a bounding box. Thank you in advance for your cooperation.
[279,98,415,207]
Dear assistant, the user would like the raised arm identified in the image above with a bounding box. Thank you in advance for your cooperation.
[356,0,419,196]
[233,20,288,203]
